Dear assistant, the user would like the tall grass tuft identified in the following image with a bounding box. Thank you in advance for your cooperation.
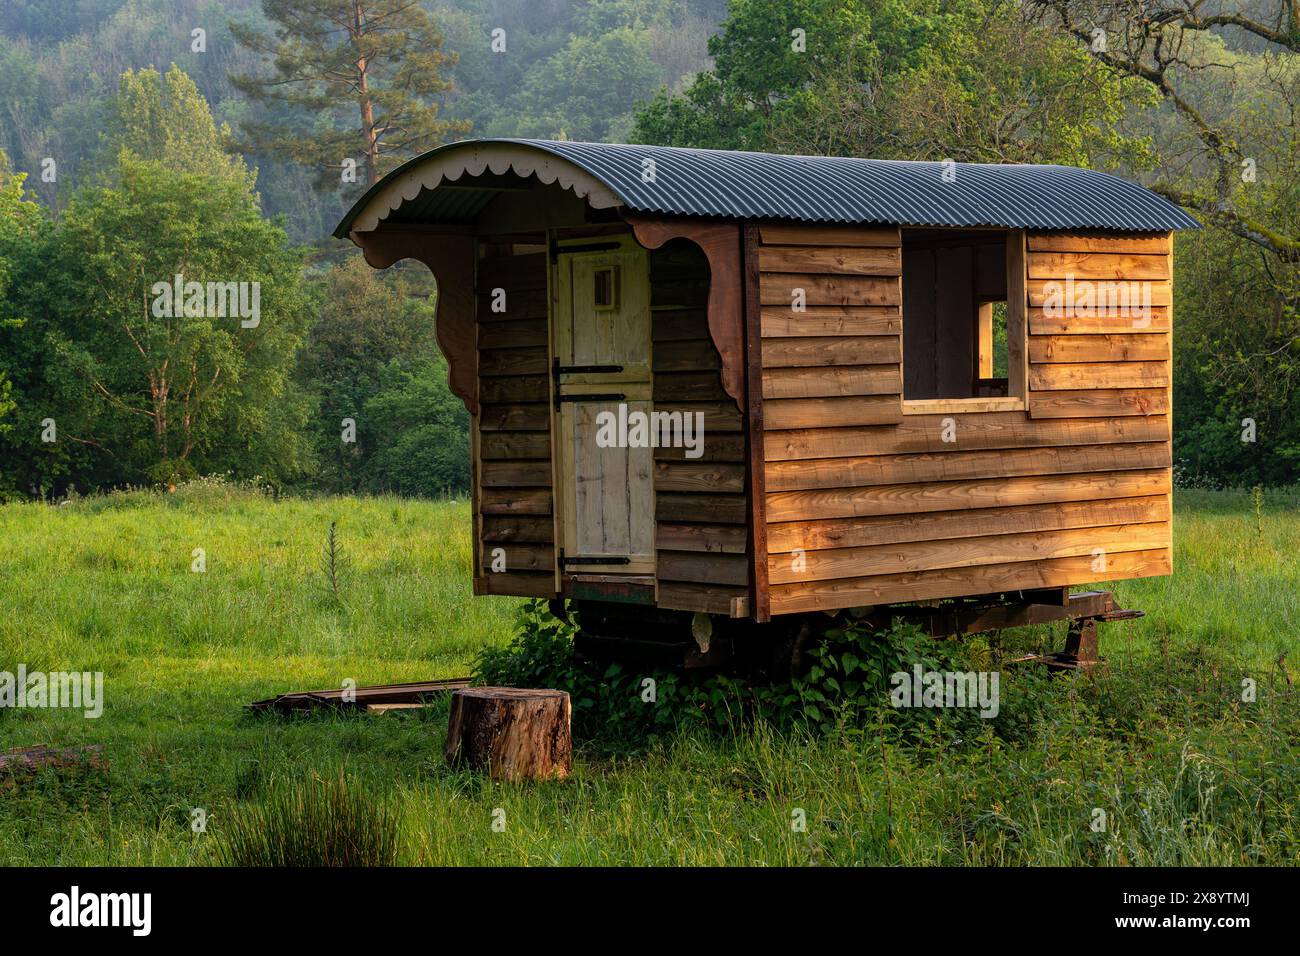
[214,770,401,867]
[321,520,349,607]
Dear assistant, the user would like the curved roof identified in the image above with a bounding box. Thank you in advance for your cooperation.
[334,138,1201,238]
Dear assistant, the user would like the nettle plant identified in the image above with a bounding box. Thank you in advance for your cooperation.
[476,601,1054,744]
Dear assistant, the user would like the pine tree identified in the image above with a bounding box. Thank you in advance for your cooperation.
[230,0,470,189]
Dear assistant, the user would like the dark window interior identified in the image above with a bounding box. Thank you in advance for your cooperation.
[593,265,618,310]
[902,229,1009,400]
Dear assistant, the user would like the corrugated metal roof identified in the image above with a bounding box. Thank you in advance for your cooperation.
[335,138,1201,237]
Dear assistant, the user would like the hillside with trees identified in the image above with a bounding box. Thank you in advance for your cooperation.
[0,0,1297,496]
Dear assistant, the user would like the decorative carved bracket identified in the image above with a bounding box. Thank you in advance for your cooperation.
[349,227,479,414]
[623,214,745,411]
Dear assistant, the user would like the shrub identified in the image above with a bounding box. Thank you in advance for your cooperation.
[474,600,1061,745]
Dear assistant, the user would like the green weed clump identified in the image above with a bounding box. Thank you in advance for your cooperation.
[213,769,401,867]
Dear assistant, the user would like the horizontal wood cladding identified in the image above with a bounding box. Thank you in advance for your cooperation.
[1027,233,1170,255]
[1027,252,1170,281]
[1028,388,1169,418]
[769,548,1172,614]
[767,467,1171,523]
[762,364,900,399]
[1027,233,1172,424]
[765,395,903,429]
[657,582,749,616]
[762,335,902,368]
[1028,334,1168,363]
[766,413,1170,460]
[1029,361,1170,390]
[766,441,1171,493]
[649,244,750,609]
[769,521,1170,584]
[768,494,1169,553]
[761,306,902,338]
[474,245,557,598]
[760,274,901,307]
[758,245,901,276]
[1029,307,1169,334]
[753,225,1173,615]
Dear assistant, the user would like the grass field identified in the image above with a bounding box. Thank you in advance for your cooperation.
[1,480,1298,865]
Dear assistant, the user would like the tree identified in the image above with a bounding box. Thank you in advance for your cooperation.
[45,156,312,485]
[0,151,44,491]
[361,357,469,495]
[103,64,255,190]
[230,0,470,188]
[517,28,664,141]
[633,0,1152,167]
[297,256,439,490]
[1034,0,1300,261]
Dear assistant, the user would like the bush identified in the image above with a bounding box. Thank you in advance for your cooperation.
[213,769,401,867]
[474,600,1061,745]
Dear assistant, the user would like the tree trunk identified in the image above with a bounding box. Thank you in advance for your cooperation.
[444,687,571,781]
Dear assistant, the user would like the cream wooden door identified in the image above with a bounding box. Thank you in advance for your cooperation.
[552,235,654,575]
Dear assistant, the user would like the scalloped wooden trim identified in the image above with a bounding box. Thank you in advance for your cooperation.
[624,215,745,412]
[349,227,478,414]
[350,143,623,235]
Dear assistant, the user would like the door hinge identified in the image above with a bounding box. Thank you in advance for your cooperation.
[550,238,622,262]
[553,357,626,408]
[559,550,632,569]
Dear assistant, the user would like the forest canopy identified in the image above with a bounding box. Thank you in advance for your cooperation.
[0,0,1297,496]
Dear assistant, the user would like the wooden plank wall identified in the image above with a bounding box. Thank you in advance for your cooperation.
[474,243,557,598]
[650,243,750,614]
[761,226,1173,615]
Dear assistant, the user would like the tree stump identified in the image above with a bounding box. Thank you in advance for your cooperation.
[444,688,571,781]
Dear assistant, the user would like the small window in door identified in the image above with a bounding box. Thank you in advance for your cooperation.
[593,265,620,311]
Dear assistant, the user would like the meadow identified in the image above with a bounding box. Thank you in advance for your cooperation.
[1,480,1298,866]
